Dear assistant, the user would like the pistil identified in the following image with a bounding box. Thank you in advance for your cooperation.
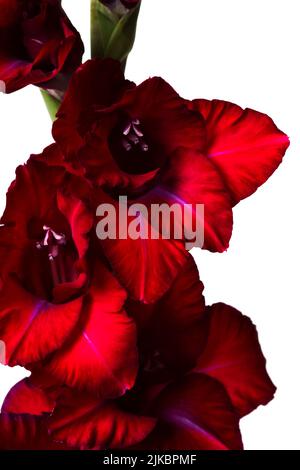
[36,226,67,287]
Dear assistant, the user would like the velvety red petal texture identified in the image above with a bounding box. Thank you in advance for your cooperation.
[49,389,156,450]
[100,234,189,304]
[53,58,134,157]
[0,157,64,231]
[56,191,93,261]
[195,303,276,417]
[94,185,189,304]
[52,191,93,304]
[0,0,84,93]
[150,255,207,371]
[128,254,207,371]
[0,277,83,365]
[0,413,67,450]
[45,263,138,397]
[190,99,290,204]
[1,377,56,415]
[38,136,160,196]
[113,76,206,157]
[139,374,243,450]
[143,147,233,252]
[0,155,92,275]
[95,143,233,302]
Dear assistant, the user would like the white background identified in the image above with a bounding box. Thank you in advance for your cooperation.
[0,0,299,450]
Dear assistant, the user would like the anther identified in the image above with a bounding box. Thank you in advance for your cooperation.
[132,124,144,137]
[122,138,132,151]
[140,141,149,152]
[121,117,149,152]
[123,123,132,136]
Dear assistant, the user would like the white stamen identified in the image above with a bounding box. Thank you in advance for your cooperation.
[123,123,132,136]
[42,226,66,245]
[132,124,144,137]
[140,141,149,152]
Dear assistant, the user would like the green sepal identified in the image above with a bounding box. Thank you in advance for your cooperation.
[91,1,141,64]
[91,1,118,59]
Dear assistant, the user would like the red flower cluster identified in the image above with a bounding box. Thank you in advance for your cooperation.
[0,55,289,449]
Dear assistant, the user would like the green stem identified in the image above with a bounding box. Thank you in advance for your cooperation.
[40,90,60,121]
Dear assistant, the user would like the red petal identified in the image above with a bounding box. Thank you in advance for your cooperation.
[2,377,56,415]
[95,187,189,303]
[52,190,93,303]
[97,145,234,301]
[191,99,290,204]
[128,254,207,372]
[0,413,67,450]
[152,255,207,371]
[101,236,189,304]
[0,277,83,366]
[53,59,133,156]
[1,157,65,231]
[139,374,243,450]
[116,77,206,157]
[54,72,206,191]
[57,190,93,261]
[0,156,91,289]
[49,389,156,450]
[0,0,83,93]
[143,147,233,253]
[45,263,138,397]
[195,303,276,417]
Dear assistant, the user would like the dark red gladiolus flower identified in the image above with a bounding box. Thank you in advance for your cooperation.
[46,304,273,450]
[52,60,231,252]
[0,150,138,397]
[51,59,289,303]
[0,276,276,450]
[0,153,90,365]
[0,0,84,94]
[51,59,233,301]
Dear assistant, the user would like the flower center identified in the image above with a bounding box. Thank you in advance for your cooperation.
[36,226,67,286]
[108,114,161,176]
[121,118,149,153]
